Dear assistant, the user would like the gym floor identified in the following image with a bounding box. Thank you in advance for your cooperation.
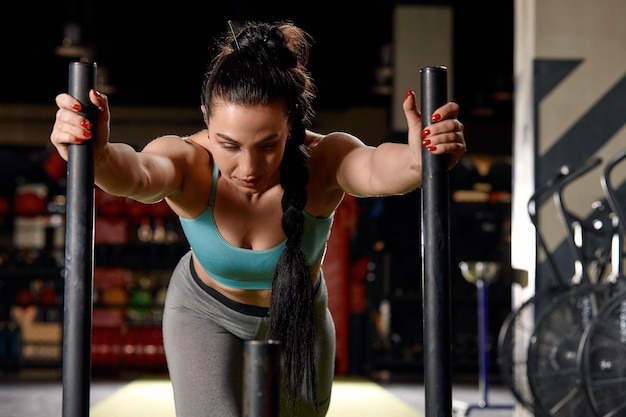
[0,370,516,417]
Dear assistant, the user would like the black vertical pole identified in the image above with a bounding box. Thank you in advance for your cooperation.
[243,340,282,417]
[63,61,97,417]
[420,66,452,417]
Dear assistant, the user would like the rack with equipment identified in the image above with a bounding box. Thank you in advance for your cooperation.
[0,145,188,375]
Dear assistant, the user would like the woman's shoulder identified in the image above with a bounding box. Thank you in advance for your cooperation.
[155,130,214,218]
[306,130,365,166]
[144,129,210,158]
[305,130,360,216]
[305,130,360,152]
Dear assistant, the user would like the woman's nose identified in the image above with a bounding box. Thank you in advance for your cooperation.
[237,150,256,175]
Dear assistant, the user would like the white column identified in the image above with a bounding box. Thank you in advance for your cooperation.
[391,5,453,131]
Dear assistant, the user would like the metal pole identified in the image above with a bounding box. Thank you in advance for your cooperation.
[243,340,282,417]
[476,278,489,406]
[62,61,97,417]
[420,66,452,417]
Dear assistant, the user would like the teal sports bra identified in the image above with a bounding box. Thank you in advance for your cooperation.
[179,163,334,290]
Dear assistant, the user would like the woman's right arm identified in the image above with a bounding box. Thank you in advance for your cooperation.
[50,90,186,203]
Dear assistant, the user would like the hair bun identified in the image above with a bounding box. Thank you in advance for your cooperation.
[236,22,298,68]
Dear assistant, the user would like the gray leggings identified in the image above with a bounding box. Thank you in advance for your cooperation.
[162,250,336,417]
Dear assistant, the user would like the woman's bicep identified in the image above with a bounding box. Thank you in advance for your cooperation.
[335,140,421,197]
[315,133,374,197]
[127,136,190,202]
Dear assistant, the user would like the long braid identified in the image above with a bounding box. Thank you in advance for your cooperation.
[270,119,316,412]
[201,21,319,412]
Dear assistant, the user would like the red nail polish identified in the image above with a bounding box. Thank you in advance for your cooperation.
[428,146,437,152]
[421,129,430,138]
[422,139,431,146]
[431,113,441,122]
[76,138,84,144]
[93,89,101,97]
[405,90,413,100]
[72,103,82,111]
[80,120,91,129]
[83,130,92,138]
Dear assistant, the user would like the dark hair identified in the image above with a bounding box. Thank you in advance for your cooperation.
[201,21,319,412]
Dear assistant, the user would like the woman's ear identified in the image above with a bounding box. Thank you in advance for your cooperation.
[201,105,209,126]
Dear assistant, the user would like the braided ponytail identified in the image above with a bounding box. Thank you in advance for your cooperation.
[269,120,317,412]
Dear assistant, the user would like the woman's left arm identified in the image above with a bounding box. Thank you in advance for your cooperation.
[403,90,466,170]
[327,93,466,197]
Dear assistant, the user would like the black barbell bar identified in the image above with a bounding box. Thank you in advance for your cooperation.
[420,66,453,417]
[243,340,282,417]
[62,61,97,417]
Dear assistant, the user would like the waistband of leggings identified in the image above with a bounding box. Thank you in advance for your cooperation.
[189,255,269,317]
[188,254,323,316]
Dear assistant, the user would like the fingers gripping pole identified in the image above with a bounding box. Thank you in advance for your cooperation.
[63,62,97,417]
[419,66,452,417]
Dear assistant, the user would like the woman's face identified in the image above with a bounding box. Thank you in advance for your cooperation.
[205,99,290,196]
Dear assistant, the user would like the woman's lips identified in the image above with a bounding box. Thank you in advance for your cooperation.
[237,177,259,187]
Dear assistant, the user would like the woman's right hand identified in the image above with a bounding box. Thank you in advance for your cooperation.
[50,89,111,161]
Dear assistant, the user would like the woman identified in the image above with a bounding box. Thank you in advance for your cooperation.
[50,20,466,417]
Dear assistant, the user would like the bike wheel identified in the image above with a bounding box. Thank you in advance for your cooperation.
[527,283,617,417]
[497,286,565,416]
[579,289,626,417]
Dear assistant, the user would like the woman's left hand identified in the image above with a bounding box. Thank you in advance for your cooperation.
[403,90,466,169]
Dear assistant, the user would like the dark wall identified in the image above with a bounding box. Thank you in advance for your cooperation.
[2,1,512,118]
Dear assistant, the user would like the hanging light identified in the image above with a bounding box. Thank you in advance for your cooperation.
[55,21,93,59]
[54,20,115,95]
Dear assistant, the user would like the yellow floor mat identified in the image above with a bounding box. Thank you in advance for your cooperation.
[90,377,423,417]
